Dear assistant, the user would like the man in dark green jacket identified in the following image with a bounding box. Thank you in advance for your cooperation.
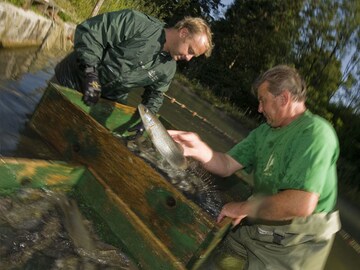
[53,9,213,136]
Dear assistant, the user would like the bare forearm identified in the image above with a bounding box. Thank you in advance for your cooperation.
[203,152,242,177]
[254,196,299,221]
[202,152,228,176]
[218,190,319,226]
[255,191,318,220]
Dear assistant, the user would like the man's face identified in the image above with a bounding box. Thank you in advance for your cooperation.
[170,28,208,61]
[257,82,285,127]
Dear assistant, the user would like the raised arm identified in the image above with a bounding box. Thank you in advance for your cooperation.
[168,130,243,177]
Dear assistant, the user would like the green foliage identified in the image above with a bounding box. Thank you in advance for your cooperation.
[133,0,223,24]
[54,0,223,24]
[53,0,140,23]
[299,51,342,118]
[43,0,222,25]
[292,0,358,120]
[57,10,72,22]
[183,0,303,118]
[330,104,360,162]
[327,103,360,205]
[4,0,25,6]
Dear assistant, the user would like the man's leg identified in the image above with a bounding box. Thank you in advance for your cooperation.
[198,231,247,270]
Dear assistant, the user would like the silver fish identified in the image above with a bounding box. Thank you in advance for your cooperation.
[138,104,187,169]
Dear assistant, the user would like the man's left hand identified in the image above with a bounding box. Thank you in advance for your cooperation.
[82,66,101,106]
[217,202,249,227]
[127,122,145,140]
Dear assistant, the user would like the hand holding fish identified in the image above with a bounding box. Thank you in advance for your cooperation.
[138,105,187,169]
[167,130,213,164]
[168,130,243,177]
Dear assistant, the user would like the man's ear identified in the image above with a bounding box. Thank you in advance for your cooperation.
[179,27,189,38]
[280,90,291,106]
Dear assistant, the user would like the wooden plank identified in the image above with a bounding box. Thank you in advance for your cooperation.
[76,168,184,269]
[57,85,138,134]
[29,83,231,268]
[0,157,84,193]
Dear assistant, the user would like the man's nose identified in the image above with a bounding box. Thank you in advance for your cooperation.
[258,104,263,113]
[185,55,194,61]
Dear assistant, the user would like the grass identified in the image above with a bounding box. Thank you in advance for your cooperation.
[174,73,259,131]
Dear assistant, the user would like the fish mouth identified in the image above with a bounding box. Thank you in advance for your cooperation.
[138,104,155,128]
[138,104,148,118]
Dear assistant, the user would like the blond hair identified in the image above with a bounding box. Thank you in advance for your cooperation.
[174,17,213,57]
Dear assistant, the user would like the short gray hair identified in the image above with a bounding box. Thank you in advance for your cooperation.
[252,65,307,101]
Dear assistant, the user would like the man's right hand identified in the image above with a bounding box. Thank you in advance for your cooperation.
[82,66,101,106]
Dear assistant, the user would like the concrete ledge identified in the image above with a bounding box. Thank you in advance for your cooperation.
[0,2,74,50]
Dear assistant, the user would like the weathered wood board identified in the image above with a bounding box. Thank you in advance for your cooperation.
[0,157,83,192]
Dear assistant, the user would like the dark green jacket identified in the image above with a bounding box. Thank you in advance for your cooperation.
[55,9,176,113]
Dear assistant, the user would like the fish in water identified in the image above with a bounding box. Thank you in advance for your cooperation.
[138,104,187,170]
[0,189,138,269]
[57,194,137,269]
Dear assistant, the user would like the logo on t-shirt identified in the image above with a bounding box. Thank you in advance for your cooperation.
[263,154,275,176]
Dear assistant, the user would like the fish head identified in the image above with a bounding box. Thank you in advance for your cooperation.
[138,104,156,130]
[138,104,188,170]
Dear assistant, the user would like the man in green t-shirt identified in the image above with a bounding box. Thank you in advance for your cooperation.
[169,65,341,270]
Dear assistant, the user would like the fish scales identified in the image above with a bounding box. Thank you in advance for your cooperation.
[138,104,187,170]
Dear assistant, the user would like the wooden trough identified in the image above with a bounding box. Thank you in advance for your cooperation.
[6,83,234,269]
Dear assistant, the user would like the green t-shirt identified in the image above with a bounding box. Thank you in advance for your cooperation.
[228,110,339,213]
